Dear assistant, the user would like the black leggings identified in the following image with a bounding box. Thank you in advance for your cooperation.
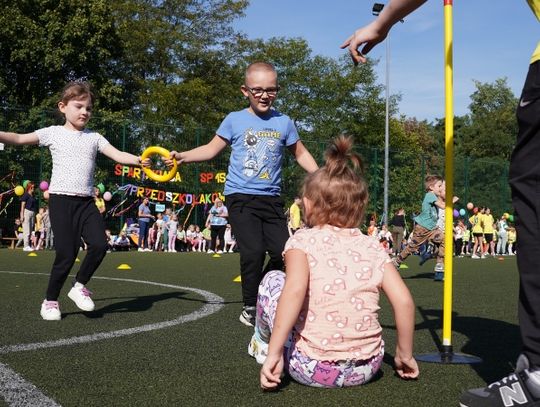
[210,225,226,251]
[46,195,108,301]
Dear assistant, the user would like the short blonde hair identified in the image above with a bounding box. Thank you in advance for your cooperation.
[302,135,368,228]
[245,62,277,82]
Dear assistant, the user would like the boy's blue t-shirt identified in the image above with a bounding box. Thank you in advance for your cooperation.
[216,109,300,196]
[414,191,438,230]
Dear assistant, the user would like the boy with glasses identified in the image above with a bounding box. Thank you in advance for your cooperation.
[167,61,318,326]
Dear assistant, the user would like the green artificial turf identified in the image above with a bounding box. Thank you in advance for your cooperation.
[0,249,520,407]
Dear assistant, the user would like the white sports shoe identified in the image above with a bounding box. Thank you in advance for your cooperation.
[40,300,61,321]
[138,248,144,252]
[217,250,224,254]
[23,246,34,252]
[248,334,268,364]
[68,282,95,311]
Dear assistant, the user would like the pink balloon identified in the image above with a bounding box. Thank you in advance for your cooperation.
[39,181,49,191]
[103,191,112,201]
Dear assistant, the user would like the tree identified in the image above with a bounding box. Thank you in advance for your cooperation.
[460,78,518,160]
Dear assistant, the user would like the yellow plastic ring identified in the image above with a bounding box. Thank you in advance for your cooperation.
[140,146,177,183]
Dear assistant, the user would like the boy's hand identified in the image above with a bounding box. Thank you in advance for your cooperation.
[164,151,179,168]
[452,196,459,203]
[394,354,419,380]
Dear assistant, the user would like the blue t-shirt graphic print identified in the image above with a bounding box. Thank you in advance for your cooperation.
[216,109,300,196]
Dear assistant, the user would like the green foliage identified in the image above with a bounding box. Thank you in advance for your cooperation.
[0,1,518,223]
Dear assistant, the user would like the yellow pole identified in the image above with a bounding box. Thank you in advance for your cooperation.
[442,0,454,348]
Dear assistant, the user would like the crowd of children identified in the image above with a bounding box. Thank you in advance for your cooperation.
[12,205,53,251]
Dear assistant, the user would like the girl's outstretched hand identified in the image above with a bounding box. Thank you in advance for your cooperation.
[140,156,151,168]
[260,354,284,391]
[394,354,419,379]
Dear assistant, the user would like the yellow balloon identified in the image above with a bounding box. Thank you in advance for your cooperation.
[14,185,24,196]
[140,146,177,183]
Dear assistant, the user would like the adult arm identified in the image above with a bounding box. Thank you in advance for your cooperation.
[341,0,427,65]
[20,200,26,221]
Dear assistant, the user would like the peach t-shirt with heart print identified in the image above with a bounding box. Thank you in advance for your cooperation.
[284,225,390,362]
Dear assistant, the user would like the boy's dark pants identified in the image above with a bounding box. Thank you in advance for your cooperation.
[46,195,108,301]
[509,60,540,368]
[226,193,289,307]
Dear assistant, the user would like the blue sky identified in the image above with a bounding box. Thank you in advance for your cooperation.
[234,1,538,122]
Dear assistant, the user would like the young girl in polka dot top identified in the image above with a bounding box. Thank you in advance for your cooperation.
[249,135,419,390]
[0,81,149,321]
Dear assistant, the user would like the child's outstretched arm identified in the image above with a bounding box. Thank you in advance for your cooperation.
[260,249,309,390]
[381,262,419,379]
[167,135,228,165]
[0,131,39,145]
[102,144,145,166]
[287,141,318,173]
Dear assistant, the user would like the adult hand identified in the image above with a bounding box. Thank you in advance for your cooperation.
[340,20,388,65]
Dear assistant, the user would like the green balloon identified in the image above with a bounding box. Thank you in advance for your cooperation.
[22,180,29,188]
[508,214,514,222]
[97,183,105,195]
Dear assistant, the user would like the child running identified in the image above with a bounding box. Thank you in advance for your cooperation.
[167,61,318,326]
[250,135,418,389]
[394,175,451,275]
[0,80,148,320]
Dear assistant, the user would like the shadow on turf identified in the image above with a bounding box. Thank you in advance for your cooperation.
[411,307,520,384]
[402,272,436,280]
[63,291,231,319]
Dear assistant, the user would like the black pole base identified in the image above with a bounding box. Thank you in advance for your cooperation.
[415,345,482,364]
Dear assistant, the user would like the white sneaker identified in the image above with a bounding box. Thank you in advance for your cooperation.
[138,248,144,252]
[40,300,61,321]
[248,334,268,364]
[144,248,152,252]
[207,250,215,254]
[228,249,234,253]
[217,250,224,254]
[23,246,34,252]
[68,282,95,311]
[434,263,444,272]
[471,254,480,259]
